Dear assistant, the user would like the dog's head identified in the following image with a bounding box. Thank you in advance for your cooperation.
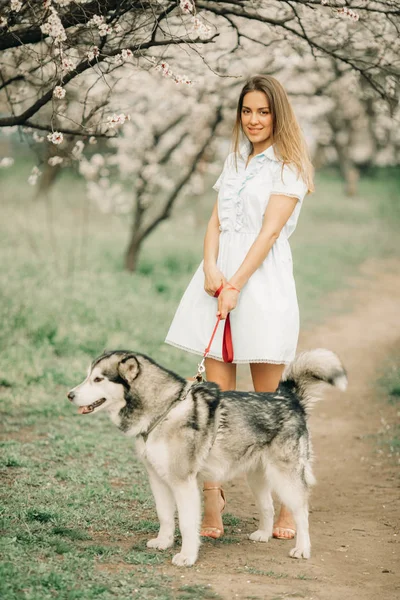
[67,351,141,415]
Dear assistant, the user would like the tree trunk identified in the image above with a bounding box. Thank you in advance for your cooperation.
[335,142,359,197]
[124,233,142,272]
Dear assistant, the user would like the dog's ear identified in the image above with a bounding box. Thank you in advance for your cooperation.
[118,356,140,383]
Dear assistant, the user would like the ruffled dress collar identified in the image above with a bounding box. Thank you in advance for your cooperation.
[240,142,280,165]
[218,143,280,233]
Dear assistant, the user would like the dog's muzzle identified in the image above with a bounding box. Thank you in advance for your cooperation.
[67,391,107,414]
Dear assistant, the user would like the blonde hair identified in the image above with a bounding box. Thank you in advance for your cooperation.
[232,75,314,194]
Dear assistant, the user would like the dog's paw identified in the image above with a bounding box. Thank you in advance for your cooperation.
[249,529,271,543]
[147,536,174,550]
[172,552,197,567]
[289,546,311,559]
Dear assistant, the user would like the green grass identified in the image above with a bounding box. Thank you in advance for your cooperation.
[375,347,400,464]
[0,157,399,598]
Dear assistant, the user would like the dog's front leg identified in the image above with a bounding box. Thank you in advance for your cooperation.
[171,478,201,567]
[146,466,176,550]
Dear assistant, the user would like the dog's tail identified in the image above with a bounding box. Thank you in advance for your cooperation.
[282,349,347,412]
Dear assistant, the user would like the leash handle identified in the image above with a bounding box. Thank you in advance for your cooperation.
[195,283,234,380]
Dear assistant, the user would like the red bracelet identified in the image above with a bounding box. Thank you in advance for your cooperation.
[226,283,240,293]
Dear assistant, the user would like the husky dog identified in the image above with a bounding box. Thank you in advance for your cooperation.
[68,349,347,567]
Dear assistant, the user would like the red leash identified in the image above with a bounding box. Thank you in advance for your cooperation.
[194,284,237,381]
[214,284,234,363]
[199,284,234,370]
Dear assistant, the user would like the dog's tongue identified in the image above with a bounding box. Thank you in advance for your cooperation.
[78,406,91,414]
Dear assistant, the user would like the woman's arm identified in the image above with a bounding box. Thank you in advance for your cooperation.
[203,200,220,268]
[216,194,298,318]
[203,200,227,296]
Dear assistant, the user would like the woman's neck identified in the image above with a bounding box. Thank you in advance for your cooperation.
[250,140,273,157]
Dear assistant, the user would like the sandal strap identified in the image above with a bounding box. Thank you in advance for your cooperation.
[203,486,226,512]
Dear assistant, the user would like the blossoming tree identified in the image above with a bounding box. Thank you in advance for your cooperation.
[0,1,398,140]
[0,0,398,269]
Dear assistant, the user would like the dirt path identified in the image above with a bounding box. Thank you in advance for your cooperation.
[161,259,400,599]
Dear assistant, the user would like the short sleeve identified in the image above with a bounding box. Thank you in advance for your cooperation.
[212,154,231,193]
[271,163,308,203]
[212,172,223,193]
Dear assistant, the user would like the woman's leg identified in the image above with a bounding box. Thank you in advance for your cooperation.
[201,356,236,538]
[250,362,296,540]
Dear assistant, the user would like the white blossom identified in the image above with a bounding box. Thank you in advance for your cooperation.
[48,156,64,166]
[71,140,85,159]
[87,14,104,27]
[0,16,7,27]
[47,131,64,145]
[53,85,66,99]
[33,131,45,142]
[88,136,97,145]
[113,53,124,65]
[40,8,67,43]
[10,0,22,12]
[0,157,14,168]
[54,0,73,6]
[28,166,42,186]
[78,159,98,180]
[91,154,105,168]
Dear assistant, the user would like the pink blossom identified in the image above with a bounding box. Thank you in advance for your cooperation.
[191,16,212,40]
[99,23,112,36]
[87,46,100,61]
[53,85,66,99]
[61,57,74,72]
[336,7,359,22]
[47,131,64,145]
[180,0,194,14]
[121,48,133,60]
[107,113,131,128]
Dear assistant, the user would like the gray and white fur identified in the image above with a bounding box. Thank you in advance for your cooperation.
[68,348,347,567]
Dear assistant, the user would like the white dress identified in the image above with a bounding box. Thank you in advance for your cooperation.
[165,143,308,364]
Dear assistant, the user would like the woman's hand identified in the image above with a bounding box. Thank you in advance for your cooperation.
[204,263,227,297]
[217,287,240,320]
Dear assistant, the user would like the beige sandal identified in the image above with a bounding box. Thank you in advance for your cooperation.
[272,526,296,540]
[200,486,226,539]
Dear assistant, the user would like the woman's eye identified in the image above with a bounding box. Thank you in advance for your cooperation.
[94,377,103,383]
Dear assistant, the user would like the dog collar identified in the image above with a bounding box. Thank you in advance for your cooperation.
[140,381,195,443]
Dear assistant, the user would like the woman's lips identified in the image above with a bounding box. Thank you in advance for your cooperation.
[247,128,263,133]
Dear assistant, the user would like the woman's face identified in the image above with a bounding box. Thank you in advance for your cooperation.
[241,90,273,146]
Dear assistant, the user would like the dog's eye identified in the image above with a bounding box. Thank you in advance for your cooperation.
[93,377,104,383]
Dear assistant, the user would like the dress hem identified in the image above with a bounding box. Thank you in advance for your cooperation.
[164,339,291,365]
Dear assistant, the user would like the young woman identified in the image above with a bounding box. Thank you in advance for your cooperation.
[165,75,314,540]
